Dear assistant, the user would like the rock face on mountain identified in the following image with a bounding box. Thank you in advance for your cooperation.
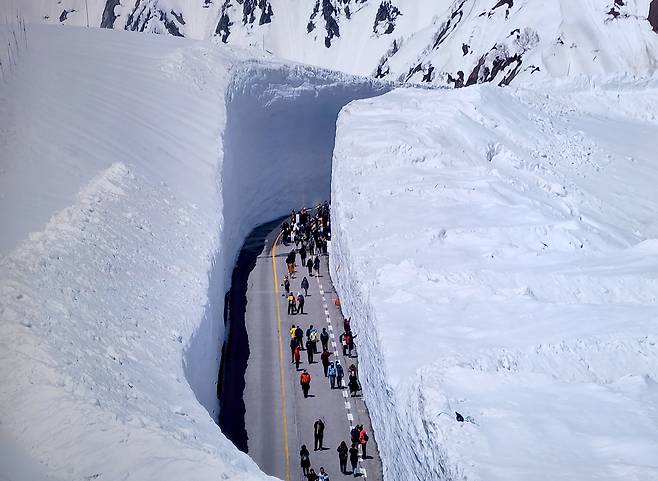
[18,0,658,85]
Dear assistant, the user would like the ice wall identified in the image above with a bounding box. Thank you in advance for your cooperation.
[0,24,386,480]
[330,82,658,481]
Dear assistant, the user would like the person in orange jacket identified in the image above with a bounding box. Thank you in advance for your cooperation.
[294,345,302,370]
[300,370,311,398]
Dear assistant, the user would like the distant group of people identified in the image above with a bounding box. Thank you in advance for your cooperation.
[280,203,371,479]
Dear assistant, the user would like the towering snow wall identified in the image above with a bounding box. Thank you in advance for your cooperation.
[330,81,658,481]
[0,24,386,480]
[12,0,658,86]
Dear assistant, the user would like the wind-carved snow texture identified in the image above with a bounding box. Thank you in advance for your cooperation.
[16,0,658,85]
[330,81,658,481]
[0,24,388,480]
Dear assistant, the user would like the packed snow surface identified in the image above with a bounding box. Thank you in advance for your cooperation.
[330,80,658,481]
[14,0,658,86]
[0,24,386,480]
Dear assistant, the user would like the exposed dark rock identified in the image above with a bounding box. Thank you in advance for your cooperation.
[447,70,464,88]
[101,0,121,28]
[462,43,469,55]
[321,0,340,47]
[433,0,465,49]
[649,0,658,32]
[422,65,435,82]
[373,1,402,35]
[171,10,185,25]
[59,9,74,22]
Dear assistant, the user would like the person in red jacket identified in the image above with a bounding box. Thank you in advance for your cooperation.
[300,370,311,398]
[294,345,301,370]
[359,425,369,459]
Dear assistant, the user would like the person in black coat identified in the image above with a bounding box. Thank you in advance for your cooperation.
[295,326,304,350]
[313,419,325,450]
[306,257,314,276]
[337,441,348,474]
[306,339,315,363]
[320,328,329,352]
[349,443,359,475]
[301,276,310,296]
[300,444,311,476]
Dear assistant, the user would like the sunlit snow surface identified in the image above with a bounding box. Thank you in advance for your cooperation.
[330,81,658,481]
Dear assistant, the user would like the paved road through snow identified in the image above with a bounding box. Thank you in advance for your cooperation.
[220,219,383,481]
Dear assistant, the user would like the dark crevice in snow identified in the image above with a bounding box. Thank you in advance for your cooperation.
[101,0,121,28]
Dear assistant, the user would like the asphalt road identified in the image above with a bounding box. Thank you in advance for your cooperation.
[220,220,383,481]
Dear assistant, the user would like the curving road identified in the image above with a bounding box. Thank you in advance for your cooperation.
[219,219,383,481]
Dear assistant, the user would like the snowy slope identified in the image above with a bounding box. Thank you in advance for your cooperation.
[330,81,658,481]
[11,0,658,86]
[0,24,386,479]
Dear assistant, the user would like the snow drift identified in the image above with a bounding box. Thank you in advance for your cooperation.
[14,0,658,86]
[0,24,386,479]
[330,80,658,481]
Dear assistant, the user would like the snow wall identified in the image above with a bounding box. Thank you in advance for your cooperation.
[0,24,387,480]
[330,81,658,481]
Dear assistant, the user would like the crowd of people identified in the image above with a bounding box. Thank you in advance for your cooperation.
[280,203,370,479]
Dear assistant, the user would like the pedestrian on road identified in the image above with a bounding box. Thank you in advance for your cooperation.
[349,443,359,475]
[359,426,369,459]
[336,360,344,388]
[288,293,296,315]
[301,276,310,296]
[306,339,315,363]
[290,337,298,363]
[300,244,307,266]
[314,418,325,451]
[320,350,332,376]
[309,327,319,353]
[300,370,311,398]
[337,441,348,474]
[307,468,318,481]
[283,276,290,295]
[294,345,301,370]
[319,466,329,481]
[306,257,314,276]
[350,425,360,446]
[313,255,321,276]
[297,292,305,314]
[347,332,357,357]
[295,326,304,350]
[340,332,348,356]
[300,444,311,477]
[320,328,329,352]
[348,372,360,397]
[327,362,337,389]
[343,317,351,333]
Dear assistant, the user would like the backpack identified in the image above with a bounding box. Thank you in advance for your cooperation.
[310,330,318,342]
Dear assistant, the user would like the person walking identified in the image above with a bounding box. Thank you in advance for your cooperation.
[301,276,310,296]
[306,338,315,363]
[337,441,348,474]
[295,326,304,350]
[300,444,311,477]
[359,425,369,459]
[300,370,311,398]
[348,372,360,397]
[318,466,329,481]
[294,345,301,370]
[297,292,305,314]
[320,349,332,377]
[340,332,348,356]
[283,276,290,295]
[290,337,298,363]
[306,257,314,276]
[287,293,296,315]
[335,360,344,388]
[313,255,321,276]
[320,328,329,352]
[349,443,359,476]
[307,468,318,481]
[309,327,319,353]
[300,244,307,267]
[350,425,360,447]
[313,418,325,451]
[348,332,357,357]
[327,362,337,389]
[343,317,351,333]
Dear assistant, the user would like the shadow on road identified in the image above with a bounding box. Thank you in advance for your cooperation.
[217,217,285,453]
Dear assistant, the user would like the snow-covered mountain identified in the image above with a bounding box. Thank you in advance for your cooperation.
[15,0,658,86]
